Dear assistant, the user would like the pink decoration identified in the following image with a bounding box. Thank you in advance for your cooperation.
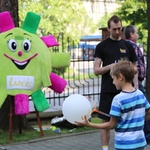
[14,94,29,115]
[41,35,59,48]
[0,11,15,33]
[49,72,67,93]
[18,51,23,56]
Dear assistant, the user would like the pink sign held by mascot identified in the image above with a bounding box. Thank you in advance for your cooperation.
[0,11,70,115]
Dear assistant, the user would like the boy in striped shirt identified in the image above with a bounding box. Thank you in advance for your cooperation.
[76,60,150,150]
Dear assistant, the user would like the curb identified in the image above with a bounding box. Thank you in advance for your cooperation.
[3,129,99,146]
[29,129,99,143]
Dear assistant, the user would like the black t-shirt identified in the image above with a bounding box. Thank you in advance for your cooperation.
[94,38,137,93]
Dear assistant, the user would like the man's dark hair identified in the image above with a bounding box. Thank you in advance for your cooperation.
[123,25,135,39]
[107,15,122,28]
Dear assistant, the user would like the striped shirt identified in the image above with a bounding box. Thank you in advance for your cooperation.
[110,89,150,150]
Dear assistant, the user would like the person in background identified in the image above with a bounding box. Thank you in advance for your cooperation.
[124,25,150,145]
[123,25,146,94]
[76,60,150,150]
[93,15,137,150]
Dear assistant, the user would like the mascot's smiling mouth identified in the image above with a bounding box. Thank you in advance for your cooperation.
[4,53,38,70]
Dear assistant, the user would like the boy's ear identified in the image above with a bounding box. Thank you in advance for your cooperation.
[118,73,123,80]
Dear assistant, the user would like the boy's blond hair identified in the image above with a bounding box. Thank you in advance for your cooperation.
[110,60,135,82]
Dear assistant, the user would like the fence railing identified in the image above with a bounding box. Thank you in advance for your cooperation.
[43,60,101,108]
[33,33,101,112]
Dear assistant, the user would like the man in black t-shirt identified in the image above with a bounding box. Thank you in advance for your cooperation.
[94,15,137,150]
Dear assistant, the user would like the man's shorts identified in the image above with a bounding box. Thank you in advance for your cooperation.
[98,92,119,121]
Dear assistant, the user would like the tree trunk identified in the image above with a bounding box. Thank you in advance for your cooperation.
[0,0,19,26]
[0,96,32,130]
[0,0,32,130]
[146,0,150,103]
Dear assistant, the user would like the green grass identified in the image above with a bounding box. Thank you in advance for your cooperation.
[0,117,101,145]
[62,68,100,80]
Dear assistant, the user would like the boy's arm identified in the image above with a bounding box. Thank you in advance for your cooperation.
[76,116,118,130]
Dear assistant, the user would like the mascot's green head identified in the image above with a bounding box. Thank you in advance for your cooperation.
[0,11,60,107]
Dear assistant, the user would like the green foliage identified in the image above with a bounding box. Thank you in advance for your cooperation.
[18,0,148,51]
[97,13,113,29]
[115,0,147,50]
[96,0,148,52]
[117,0,147,26]
[19,0,96,46]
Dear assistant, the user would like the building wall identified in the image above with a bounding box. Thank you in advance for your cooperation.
[81,0,120,24]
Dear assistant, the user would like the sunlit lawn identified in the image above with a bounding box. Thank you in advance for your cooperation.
[0,117,101,144]
[59,67,100,80]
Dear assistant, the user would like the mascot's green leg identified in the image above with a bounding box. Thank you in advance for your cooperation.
[31,89,50,112]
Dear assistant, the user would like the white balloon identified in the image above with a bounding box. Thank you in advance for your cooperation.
[62,94,92,124]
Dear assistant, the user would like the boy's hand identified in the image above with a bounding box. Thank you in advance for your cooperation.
[75,116,90,126]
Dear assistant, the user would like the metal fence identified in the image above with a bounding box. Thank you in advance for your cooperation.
[43,33,101,109]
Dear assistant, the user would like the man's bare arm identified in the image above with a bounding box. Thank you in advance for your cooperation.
[146,109,150,120]
[94,57,115,76]
[132,61,138,89]
[132,61,138,74]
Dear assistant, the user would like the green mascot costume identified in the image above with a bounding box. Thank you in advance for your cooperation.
[0,11,70,115]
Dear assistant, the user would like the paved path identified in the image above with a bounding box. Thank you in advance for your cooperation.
[1,130,150,150]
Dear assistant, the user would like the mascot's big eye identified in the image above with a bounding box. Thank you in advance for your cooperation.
[8,39,17,51]
[22,39,31,52]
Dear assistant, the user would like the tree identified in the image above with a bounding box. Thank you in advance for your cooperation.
[0,0,31,131]
[96,0,148,43]
[0,0,19,26]
[115,0,150,102]
[0,0,95,131]
[18,0,96,49]
[146,0,150,103]
[115,0,147,46]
